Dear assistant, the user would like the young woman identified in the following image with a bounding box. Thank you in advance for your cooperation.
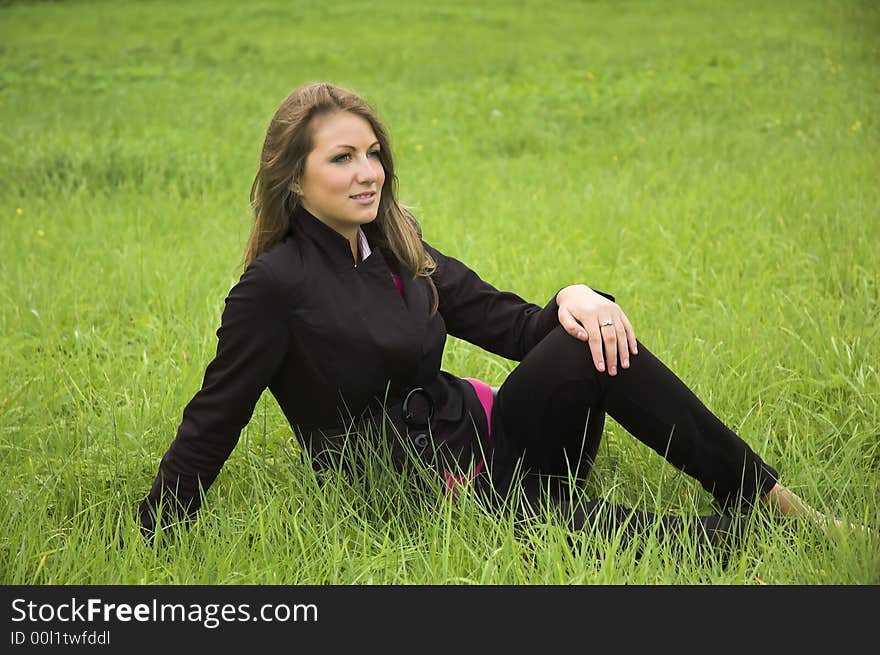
[139,82,837,549]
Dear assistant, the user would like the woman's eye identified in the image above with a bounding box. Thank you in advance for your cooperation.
[331,151,380,163]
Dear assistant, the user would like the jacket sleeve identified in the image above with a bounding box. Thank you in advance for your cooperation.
[139,259,289,534]
[424,241,614,362]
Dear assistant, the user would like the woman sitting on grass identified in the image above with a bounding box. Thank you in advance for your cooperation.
[139,81,848,551]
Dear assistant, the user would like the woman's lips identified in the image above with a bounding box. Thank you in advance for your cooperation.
[350,191,376,204]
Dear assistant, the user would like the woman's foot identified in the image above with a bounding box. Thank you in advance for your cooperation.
[763,483,874,539]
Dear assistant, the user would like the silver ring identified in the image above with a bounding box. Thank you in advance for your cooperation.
[599,318,614,327]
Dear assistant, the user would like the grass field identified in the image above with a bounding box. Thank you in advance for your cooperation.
[1,0,878,584]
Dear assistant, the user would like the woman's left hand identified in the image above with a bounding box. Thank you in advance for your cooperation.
[556,284,638,376]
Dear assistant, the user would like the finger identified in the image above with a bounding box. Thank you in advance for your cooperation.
[615,321,630,369]
[587,324,605,372]
[599,320,618,375]
[619,311,638,355]
[558,308,588,341]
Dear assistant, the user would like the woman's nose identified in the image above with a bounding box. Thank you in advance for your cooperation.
[356,156,382,183]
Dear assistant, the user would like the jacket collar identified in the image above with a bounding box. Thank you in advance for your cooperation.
[290,203,383,269]
[289,203,430,358]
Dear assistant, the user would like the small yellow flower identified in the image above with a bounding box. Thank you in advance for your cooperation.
[586,71,595,81]
[850,119,862,132]
[431,117,439,125]
[415,144,424,152]
[774,118,781,126]
[36,229,45,237]
[16,207,23,216]
[612,154,619,162]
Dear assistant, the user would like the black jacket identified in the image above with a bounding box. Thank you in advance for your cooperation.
[139,205,601,529]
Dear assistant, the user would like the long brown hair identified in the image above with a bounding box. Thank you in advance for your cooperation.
[245,82,437,308]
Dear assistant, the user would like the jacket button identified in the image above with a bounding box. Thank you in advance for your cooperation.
[414,433,429,449]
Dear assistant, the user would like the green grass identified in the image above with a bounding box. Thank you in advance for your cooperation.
[1,0,878,584]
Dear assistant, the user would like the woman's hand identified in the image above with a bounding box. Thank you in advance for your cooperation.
[556,284,638,376]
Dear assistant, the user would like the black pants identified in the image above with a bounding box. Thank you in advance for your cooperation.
[482,326,779,548]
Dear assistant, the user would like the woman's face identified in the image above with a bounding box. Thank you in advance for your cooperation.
[297,111,385,238]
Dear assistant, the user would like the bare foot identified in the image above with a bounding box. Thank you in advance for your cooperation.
[762,483,874,540]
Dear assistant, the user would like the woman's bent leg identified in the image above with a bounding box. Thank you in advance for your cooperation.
[486,340,607,499]
[488,325,778,524]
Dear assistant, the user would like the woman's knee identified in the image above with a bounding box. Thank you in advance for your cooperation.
[528,325,598,381]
